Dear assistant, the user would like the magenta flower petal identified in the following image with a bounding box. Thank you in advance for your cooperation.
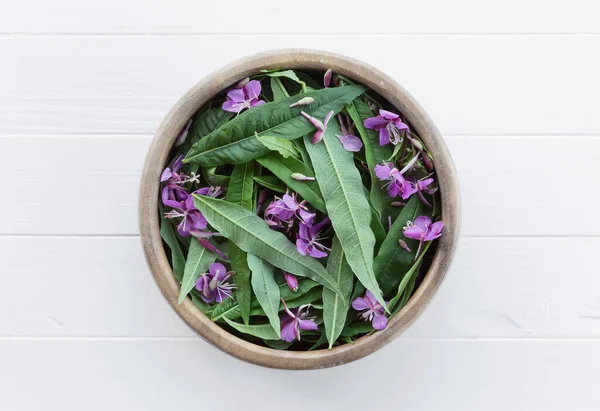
[323,110,334,127]
[379,109,400,120]
[250,99,266,107]
[296,238,310,256]
[244,80,262,100]
[374,163,394,180]
[298,319,319,331]
[160,168,172,182]
[363,116,388,130]
[226,88,246,103]
[308,248,328,259]
[280,319,298,342]
[413,216,432,231]
[427,221,444,240]
[222,99,246,113]
[351,297,369,311]
[209,262,227,277]
[378,127,390,146]
[394,119,409,132]
[372,313,388,330]
[402,226,423,240]
[335,133,363,152]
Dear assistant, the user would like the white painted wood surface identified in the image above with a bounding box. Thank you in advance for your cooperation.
[2,1,599,409]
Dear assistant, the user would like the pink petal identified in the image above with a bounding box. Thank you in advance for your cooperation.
[222,99,246,113]
[323,69,332,87]
[413,215,432,231]
[379,127,390,146]
[395,119,409,132]
[160,168,172,182]
[323,110,334,127]
[280,319,298,342]
[299,209,316,225]
[372,313,388,330]
[298,319,318,331]
[364,290,378,305]
[244,80,262,100]
[403,226,424,240]
[226,88,246,103]
[250,99,266,107]
[426,221,444,240]
[374,163,394,180]
[296,239,309,255]
[300,111,325,131]
[335,134,363,152]
[363,116,388,130]
[308,248,328,259]
[352,297,369,311]
[379,109,399,120]
[311,130,324,144]
[209,262,227,277]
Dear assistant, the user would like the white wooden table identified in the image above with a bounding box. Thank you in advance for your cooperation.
[2,1,599,409]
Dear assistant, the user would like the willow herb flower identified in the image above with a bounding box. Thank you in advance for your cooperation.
[408,176,438,207]
[296,216,330,258]
[164,196,208,237]
[352,290,388,330]
[160,155,189,206]
[283,271,299,292]
[280,299,318,342]
[374,162,416,199]
[364,109,409,146]
[222,80,266,114]
[403,216,444,260]
[301,110,334,144]
[264,192,305,228]
[195,262,236,303]
[335,114,363,152]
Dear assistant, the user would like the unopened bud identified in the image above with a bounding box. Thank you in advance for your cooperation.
[324,69,333,88]
[289,97,315,108]
[291,172,315,181]
[398,239,412,253]
[235,77,250,89]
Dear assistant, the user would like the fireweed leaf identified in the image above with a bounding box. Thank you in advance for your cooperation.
[261,69,307,92]
[323,237,354,348]
[192,195,341,294]
[223,317,280,340]
[304,119,385,308]
[248,282,322,317]
[346,99,392,223]
[178,240,217,304]
[373,196,428,295]
[253,175,287,193]
[340,321,374,338]
[184,85,366,166]
[309,333,328,351]
[202,166,230,187]
[247,254,281,337]
[270,77,289,101]
[210,278,318,322]
[387,243,430,315]
[370,208,387,253]
[264,340,294,350]
[159,205,186,282]
[256,152,326,213]
[256,134,300,159]
[226,162,255,324]
[184,108,233,174]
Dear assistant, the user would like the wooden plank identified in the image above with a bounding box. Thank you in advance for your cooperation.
[1,338,599,410]
[1,237,597,338]
[1,135,598,236]
[1,36,599,135]
[0,0,597,34]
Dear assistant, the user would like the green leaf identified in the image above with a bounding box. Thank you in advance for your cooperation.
[184,85,366,166]
[264,340,294,350]
[192,195,341,294]
[323,237,354,348]
[308,333,328,351]
[254,175,287,193]
[303,119,384,307]
[371,208,387,253]
[340,321,374,338]
[256,133,300,159]
[202,166,230,187]
[256,152,326,213]
[184,108,232,174]
[159,207,186,282]
[247,254,281,337]
[373,196,427,295]
[223,317,280,340]
[261,69,307,92]
[178,240,217,304]
[346,99,392,222]
[270,77,289,101]
[226,162,255,323]
[387,244,429,314]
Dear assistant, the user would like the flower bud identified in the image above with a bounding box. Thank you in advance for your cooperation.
[291,172,315,181]
[398,239,412,253]
[289,97,315,108]
[235,77,250,89]
[324,69,333,87]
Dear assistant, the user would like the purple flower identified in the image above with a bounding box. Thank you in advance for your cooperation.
[335,114,363,152]
[222,80,266,114]
[264,192,305,228]
[283,271,299,292]
[364,109,409,146]
[408,176,438,207]
[296,216,330,259]
[403,216,443,242]
[352,290,388,331]
[280,299,318,342]
[195,262,236,303]
[374,162,416,200]
[161,155,189,207]
[164,196,208,237]
[301,110,334,144]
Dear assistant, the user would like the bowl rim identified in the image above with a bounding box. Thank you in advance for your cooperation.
[139,48,461,370]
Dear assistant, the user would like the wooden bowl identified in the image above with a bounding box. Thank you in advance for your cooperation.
[139,49,461,369]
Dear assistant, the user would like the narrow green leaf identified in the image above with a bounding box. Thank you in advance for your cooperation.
[270,77,289,101]
[184,85,366,166]
[387,244,429,314]
[340,321,374,338]
[304,119,384,307]
[253,175,287,193]
[178,240,217,304]
[247,254,281,337]
[256,133,300,159]
[371,208,387,252]
[159,209,186,282]
[184,108,232,174]
[308,333,328,351]
[323,237,354,348]
[346,99,392,222]
[223,317,280,340]
[264,340,294,350]
[226,162,255,323]
[373,196,427,295]
[256,152,326,213]
[262,69,307,92]
[202,166,230,187]
[192,195,341,294]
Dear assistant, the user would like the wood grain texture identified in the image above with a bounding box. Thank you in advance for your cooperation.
[1,135,598,235]
[0,0,598,34]
[1,237,597,338]
[1,339,599,411]
[1,36,599,135]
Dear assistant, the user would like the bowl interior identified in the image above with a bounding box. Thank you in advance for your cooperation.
[139,49,461,369]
